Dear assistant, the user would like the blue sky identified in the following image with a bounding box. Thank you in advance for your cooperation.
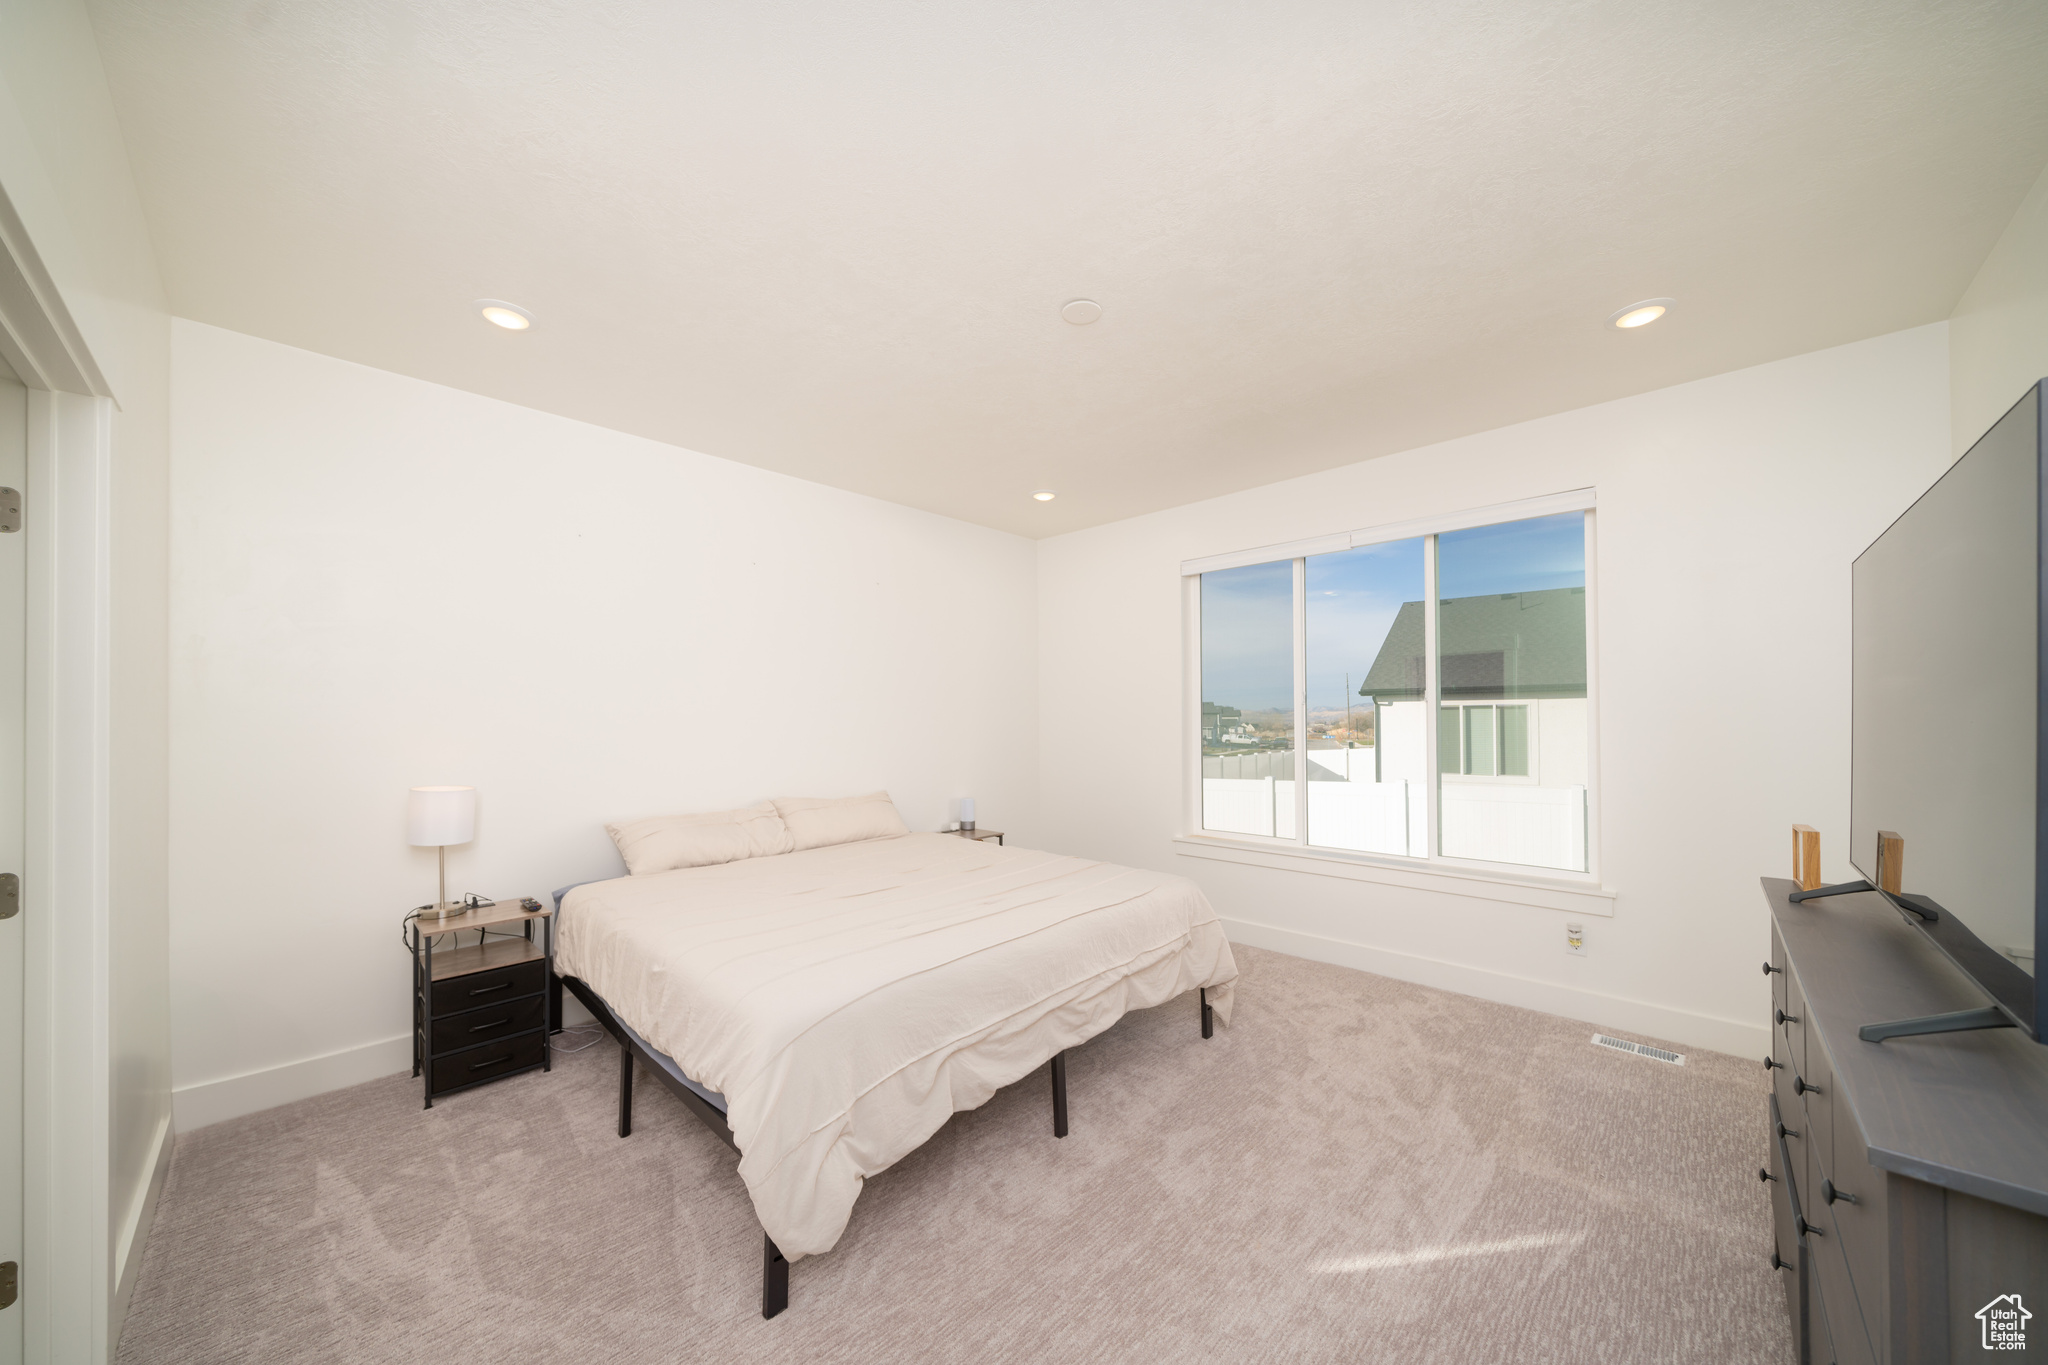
[1201,512,1585,716]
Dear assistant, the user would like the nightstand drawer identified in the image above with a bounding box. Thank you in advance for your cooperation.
[431,995,547,1057]
[430,958,545,1017]
[430,1032,545,1096]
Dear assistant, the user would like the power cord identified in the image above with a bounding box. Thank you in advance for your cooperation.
[551,1023,607,1054]
[399,893,506,954]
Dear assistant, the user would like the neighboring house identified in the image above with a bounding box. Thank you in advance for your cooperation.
[1360,586,1588,788]
[1198,586,1590,871]
[1356,585,1590,870]
[1201,701,1243,746]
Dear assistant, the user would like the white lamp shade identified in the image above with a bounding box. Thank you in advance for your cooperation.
[408,786,476,846]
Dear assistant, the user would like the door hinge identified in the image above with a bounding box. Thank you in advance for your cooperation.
[0,873,17,919]
[0,487,17,533]
[0,1260,16,1309]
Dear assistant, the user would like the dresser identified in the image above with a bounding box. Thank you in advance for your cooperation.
[409,899,554,1107]
[1763,877,2048,1363]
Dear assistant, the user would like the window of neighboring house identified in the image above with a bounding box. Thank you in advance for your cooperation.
[1187,494,1595,880]
[1439,703,1532,777]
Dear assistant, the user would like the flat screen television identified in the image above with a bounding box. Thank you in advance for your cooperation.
[1851,379,2044,1042]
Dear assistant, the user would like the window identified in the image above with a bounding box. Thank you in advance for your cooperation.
[1188,493,1595,879]
[1199,559,1296,838]
[1435,703,1531,777]
[1306,537,1425,856]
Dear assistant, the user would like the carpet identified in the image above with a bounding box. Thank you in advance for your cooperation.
[114,945,1793,1364]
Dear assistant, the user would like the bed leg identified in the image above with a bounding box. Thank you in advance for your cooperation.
[548,971,564,1034]
[1050,1050,1068,1138]
[617,1039,634,1138]
[762,1234,789,1319]
[1200,987,1213,1039]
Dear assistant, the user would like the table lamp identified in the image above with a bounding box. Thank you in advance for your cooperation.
[408,785,476,919]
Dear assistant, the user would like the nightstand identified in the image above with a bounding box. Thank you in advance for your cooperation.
[409,899,553,1108]
[945,828,1004,845]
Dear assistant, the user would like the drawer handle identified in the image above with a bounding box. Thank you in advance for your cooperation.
[468,1016,512,1033]
[1794,1075,1821,1097]
[1763,1056,1782,1072]
[1769,1250,1789,1271]
[1775,1008,1799,1026]
[1822,1179,1857,1206]
[1778,1121,1801,1140]
[1759,1166,1777,1184]
[468,982,513,997]
[1798,1215,1823,1239]
[1763,962,1783,976]
[470,1053,513,1071]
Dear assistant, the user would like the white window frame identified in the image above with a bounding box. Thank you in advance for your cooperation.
[1179,489,1613,915]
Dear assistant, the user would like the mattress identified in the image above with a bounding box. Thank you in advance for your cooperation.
[553,831,1237,1260]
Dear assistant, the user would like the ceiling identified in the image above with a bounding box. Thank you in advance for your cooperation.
[85,0,2048,537]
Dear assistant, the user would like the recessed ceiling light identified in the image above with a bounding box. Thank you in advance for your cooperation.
[1609,298,1674,330]
[475,299,533,330]
[1060,299,1102,326]
[1033,490,1056,501]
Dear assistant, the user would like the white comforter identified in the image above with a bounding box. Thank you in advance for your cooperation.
[554,832,1238,1259]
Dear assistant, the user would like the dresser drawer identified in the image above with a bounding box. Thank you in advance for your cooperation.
[1772,1033,1804,1129]
[1798,1030,1835,1180]
[429,1031,545,1096]
[1777,965,1807,1081]
[1808,1216,1876,1365]
[430,957,545,1018]
[1775,1094,1812,1211]
[430,994,547,1057]
[1768,1094,1813,1365]
[1820,1115,1889,1346]
[1770,925,1789,1030]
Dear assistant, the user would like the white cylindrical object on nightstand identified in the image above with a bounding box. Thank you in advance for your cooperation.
[408,786,476,846]
[959,796,976,832]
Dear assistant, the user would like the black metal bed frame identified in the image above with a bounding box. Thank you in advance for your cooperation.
[550,971,1215,1318]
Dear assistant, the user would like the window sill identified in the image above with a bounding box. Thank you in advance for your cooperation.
[1171,834,1617,917]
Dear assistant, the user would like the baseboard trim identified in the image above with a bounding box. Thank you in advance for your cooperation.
[172,1034,414,1133]
[1222,916,1768,1059]
[110,1107,173,1352]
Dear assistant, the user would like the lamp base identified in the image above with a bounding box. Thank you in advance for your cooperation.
[960,821,975,833]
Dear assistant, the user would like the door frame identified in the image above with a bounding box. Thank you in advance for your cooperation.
[0,179,123,1364]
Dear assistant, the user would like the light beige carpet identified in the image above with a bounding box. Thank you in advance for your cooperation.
[116,946,1793,1364]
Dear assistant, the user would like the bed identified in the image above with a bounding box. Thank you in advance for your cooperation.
[547,822,1238,1318]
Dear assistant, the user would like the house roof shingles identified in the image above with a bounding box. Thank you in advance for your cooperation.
[1359,587,1587,702]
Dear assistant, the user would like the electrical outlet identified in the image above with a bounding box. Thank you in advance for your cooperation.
[1565,922,1587,957]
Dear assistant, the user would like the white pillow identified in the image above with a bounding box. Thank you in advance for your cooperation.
[605,802,796,876]
[772,791,910,851]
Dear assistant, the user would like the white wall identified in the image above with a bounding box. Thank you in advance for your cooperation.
[167,320,1038,1128]
[1038,323,1954,1058]
[0,2,173,1357]
[1951,158,2048,454]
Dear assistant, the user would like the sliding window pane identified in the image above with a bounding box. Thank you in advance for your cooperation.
[1305,538,1425,856]
[1500,704,1530,777]
[1201,560,1296,838]
[1435,512,1588,871]
[1464,705,1496,776]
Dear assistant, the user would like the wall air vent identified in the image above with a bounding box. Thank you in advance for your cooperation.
[1591,1033,1686,1065]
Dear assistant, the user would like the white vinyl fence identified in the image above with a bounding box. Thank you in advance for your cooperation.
[1440,783,1587,872]
[1203,766,1586,871]
[1201,776,1296,839]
